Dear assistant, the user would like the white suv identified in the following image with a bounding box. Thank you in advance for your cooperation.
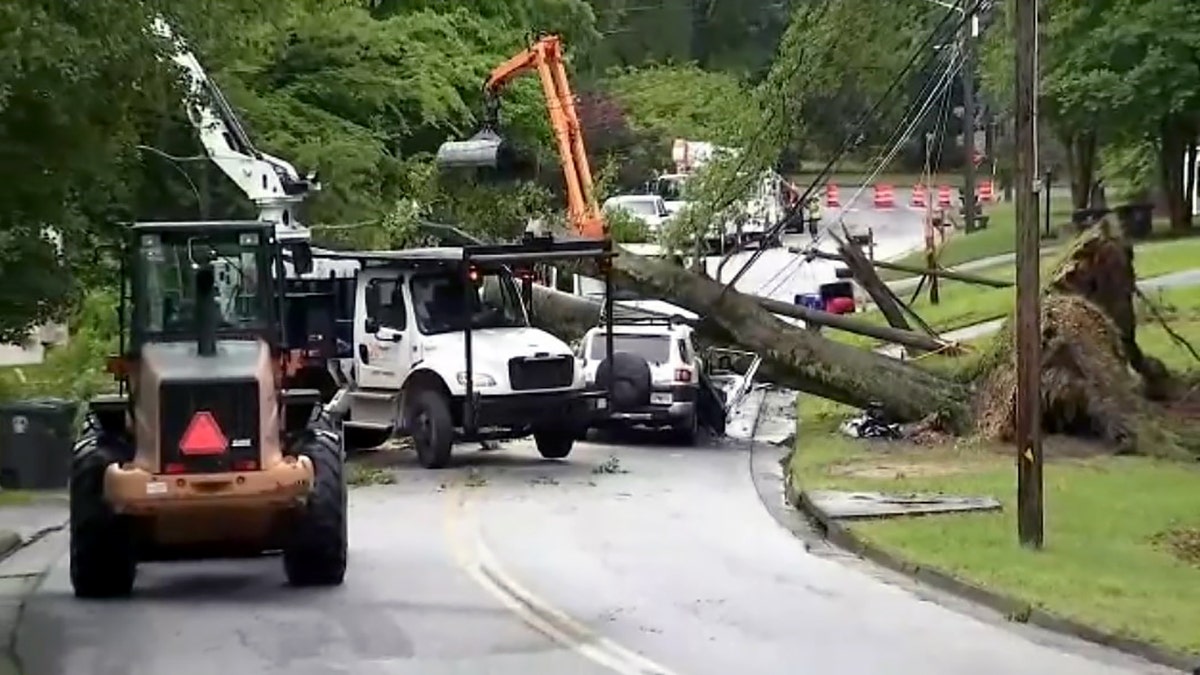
[578,316,704,443]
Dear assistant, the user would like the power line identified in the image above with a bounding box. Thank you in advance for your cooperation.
[756,45,962,303]
[680,0,834,238]
[714,0,982,301]
[810,44,962,250]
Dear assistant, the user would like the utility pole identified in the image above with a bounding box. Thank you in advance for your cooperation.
[690,0,708,273]
[962,12,978,233]
[925,132,940,306]
[1013,0,1043,549]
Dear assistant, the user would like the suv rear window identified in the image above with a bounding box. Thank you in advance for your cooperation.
[589,334,671,363]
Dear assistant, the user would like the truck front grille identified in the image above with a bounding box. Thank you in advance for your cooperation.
[508,356,574,391]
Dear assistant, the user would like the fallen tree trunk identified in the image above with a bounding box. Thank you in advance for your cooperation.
[609,250,972,427]
[521,272,953,353]
[437,220,1196,456]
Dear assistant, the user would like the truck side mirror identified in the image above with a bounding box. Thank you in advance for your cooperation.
[291,243,313,275]
[364,317,379,334]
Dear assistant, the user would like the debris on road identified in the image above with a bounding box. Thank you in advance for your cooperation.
[838,403,902,440]
[807,490,1002,520]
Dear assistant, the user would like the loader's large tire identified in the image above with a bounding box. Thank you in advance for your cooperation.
[69,417,137,599]
[283,412,347,587]
[408,389,453,469]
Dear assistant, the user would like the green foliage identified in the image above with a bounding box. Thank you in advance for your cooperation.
[980,0,1200,212]
[602,64,756,145]
[0,290,119,404]
[604,209,650,244]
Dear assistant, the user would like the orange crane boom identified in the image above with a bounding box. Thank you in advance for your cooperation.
[436,35,606,240]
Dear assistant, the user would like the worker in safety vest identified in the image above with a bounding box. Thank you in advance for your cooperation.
[806,197,822,235]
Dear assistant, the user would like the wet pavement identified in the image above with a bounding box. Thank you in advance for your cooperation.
[13,433,1174,675]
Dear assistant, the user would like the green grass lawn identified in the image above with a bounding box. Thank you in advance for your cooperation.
[789,396,1200,656]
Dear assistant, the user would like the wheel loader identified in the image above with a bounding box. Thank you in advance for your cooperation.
[70,220,347,598]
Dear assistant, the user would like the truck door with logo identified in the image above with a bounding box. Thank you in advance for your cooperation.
[353,272,414,390]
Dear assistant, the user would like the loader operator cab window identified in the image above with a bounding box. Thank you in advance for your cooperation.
[410,268,526,335]
[135,231,270,339]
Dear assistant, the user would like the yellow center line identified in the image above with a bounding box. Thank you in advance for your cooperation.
[443,479,679,675]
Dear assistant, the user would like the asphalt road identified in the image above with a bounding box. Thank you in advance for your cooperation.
[704,189,928,302]
[15,433,1173,675]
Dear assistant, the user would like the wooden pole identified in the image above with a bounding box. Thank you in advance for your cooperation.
[1014,0,1044,549]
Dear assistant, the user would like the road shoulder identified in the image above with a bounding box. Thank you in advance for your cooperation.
[776,400,1200,674]
[0,497,69,675]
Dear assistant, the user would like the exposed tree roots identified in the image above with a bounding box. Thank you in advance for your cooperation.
[970,219,1198,458]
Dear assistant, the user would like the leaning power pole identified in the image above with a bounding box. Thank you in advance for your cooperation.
[962,12,978,232]
[1013,0,1043,548]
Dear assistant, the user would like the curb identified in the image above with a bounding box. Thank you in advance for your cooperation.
[789,486,1200,673]
[0,520,68,675]
[0,534,21,566]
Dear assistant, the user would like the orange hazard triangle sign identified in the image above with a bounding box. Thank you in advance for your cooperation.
[178,411,228,456]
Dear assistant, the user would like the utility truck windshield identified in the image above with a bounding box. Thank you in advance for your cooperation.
[410,269,526,335]
[135,230,270,336]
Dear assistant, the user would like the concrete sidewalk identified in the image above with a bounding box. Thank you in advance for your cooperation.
[0,493,69,674]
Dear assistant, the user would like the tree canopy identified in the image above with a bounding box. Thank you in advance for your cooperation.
[3,0,1199,342]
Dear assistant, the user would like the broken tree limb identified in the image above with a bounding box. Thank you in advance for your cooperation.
[610,249,972,426]
[516,267,951,355]
[798,248,1015,288]
[834,233,913,332]
[753,295,951,353]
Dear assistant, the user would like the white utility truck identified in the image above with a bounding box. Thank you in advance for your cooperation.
[324,234,617,468]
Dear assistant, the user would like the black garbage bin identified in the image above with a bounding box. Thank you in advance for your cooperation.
[1114,202,1154,239]
[0,398,79,490]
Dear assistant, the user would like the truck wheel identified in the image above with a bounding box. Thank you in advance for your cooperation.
[69,422,137,599]
[283,412,347,587]
[533,428,574,459]
[409,389,453,469]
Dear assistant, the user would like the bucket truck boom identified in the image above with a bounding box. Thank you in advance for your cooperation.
[151,17,358,400]
[152,18,320,251]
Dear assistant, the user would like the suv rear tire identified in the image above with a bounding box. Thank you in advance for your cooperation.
[409,389,453,469]
[673,410,699,446]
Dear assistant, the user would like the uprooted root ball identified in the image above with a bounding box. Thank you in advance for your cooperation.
[970,218,1195,458]
[974,295,1148,451]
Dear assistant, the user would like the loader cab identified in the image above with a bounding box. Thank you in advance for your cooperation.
[129,221,280,352]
